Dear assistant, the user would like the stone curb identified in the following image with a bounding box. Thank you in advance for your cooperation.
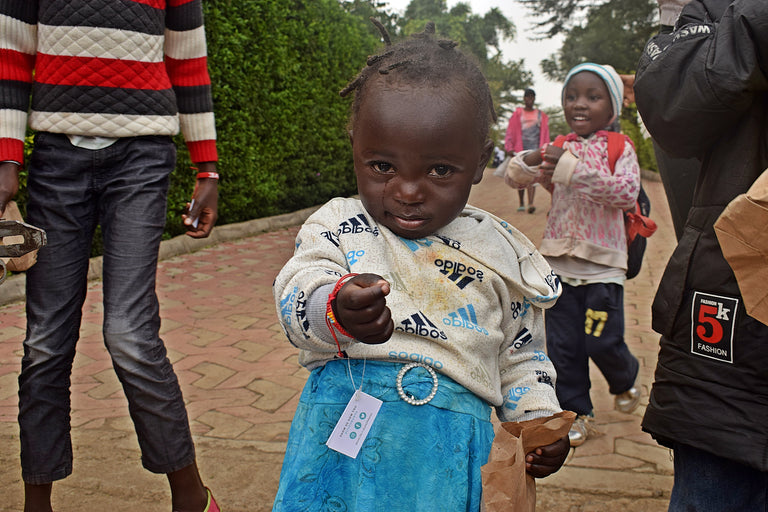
[0,204,321,307]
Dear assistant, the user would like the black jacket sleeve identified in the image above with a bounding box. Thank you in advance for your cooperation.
[635,0,768,158]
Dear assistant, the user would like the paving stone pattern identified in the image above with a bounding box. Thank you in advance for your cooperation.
[0,169,678,511]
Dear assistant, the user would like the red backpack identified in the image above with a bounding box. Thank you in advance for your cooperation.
[553,132,657,279]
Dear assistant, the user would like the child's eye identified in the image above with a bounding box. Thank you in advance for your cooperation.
[371,161,394,174]
[429,165,453,177]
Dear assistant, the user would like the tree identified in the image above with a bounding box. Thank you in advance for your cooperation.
[389,0,532,143]
[545,107,569,139]
[519,0,658,38]
[180,0,382,231]
[527,0,658,172]
[540,0,657,80]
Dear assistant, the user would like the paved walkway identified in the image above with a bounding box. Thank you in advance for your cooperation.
[0,168,677,511]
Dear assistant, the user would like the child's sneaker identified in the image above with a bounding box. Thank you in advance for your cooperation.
[568,414,592,447]
[614,386,640,413]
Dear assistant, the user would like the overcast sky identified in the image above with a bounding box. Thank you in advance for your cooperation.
[381,0,564,110]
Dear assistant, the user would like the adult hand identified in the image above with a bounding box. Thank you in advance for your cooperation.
[183,162,218,238]
[333,273,393,344]
[620,75,635,107]
[525,435,570,478]
[0,162,20,217]
[659,0,694,26]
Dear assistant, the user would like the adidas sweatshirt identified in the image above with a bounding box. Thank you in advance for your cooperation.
[0,0,217,164]
[274,197,563,422]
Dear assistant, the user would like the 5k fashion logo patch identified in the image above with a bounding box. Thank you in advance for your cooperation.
[691,291,738,364]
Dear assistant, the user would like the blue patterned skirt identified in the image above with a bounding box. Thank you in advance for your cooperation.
[272,360,494,512]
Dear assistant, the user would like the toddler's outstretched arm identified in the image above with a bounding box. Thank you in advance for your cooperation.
[333,273,393,344]
[525,435,570,478]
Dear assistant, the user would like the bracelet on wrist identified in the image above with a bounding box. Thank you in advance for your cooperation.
[325,273,359,358]
[196,171,220,180]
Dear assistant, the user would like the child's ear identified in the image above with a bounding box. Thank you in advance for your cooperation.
[474,139,494,184]
[347,129,354,145]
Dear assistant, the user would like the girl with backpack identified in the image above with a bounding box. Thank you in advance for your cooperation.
[507,63,642,447]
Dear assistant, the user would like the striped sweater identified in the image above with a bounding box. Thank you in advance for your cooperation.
[0,0,217,164]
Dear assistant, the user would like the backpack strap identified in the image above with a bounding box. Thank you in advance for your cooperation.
[604,131,641,174]
[625,206,658,244]
[552,134,567,149]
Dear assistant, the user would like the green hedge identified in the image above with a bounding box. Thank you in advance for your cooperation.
[165,0,382,238]
[17,0,380,247]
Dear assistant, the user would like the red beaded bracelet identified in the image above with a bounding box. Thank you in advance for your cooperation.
[325,273,359,358]
[196,171,220,180]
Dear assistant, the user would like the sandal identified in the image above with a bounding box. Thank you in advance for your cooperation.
[204,488,220,512]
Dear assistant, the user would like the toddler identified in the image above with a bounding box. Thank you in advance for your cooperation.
[272,22,569,511]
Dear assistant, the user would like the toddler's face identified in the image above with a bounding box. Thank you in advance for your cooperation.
[562,71,613,137]
[351,81,492,239]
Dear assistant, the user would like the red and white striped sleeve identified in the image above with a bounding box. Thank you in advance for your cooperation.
[165,0,217,164]
[0,4,37,163]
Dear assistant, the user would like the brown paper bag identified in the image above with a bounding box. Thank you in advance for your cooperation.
[1,201,40,272]
[714,168,768,326]
[482,410,576,512]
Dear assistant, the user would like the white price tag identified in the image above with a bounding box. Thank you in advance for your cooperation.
[326,390,382,458]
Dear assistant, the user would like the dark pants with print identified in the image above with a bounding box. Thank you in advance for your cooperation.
[545,282,638,416]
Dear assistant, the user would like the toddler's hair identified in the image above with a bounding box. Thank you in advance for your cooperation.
[341,19,496,141]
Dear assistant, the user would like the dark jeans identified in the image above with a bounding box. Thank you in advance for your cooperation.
[18,133,195,484]
[670,443,768,511]
[545,281,638,416]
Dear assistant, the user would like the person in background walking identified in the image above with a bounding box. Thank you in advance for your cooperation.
[504,88,549,213]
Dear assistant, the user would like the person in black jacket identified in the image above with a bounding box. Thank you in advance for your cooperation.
[634,0,768,510]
